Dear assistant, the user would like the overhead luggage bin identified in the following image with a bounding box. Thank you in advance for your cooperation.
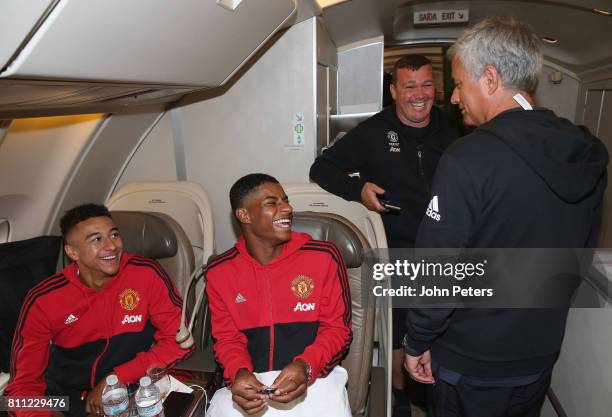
[1,0,297,86]
[0,0,56,72]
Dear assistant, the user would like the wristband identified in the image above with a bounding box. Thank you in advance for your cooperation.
[295,359,312,384]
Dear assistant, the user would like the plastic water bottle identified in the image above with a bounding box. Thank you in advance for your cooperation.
[102,374,129,417]
[135,376,164,417]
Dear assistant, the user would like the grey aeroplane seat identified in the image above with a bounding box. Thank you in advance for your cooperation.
[284,183,388,417]
[110,211,195,309]
[292,211,377,417]
[107,181,215,269]
[111,210,216,377]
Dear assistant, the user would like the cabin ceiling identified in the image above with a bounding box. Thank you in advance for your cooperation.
[320,0,612,73]
[1,0,610,117]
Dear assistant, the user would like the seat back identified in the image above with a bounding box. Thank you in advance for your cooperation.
[284,182,389,415]
[111,211,195,304]
[292,212,375,413]
[107,181,214,268]
[0,236,63,375]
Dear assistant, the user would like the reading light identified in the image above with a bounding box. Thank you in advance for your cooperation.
[316,0,351,9]
[593,8,611,16]
[549,71,563,84]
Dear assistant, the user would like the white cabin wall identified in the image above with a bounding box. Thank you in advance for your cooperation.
[337,37,384,115]
[116,111,178,186]
[120,19,317,252]
[182,18,316,251]
[0,115,103,240]
[51,108,166,236]
[535,63,580,123]
[546,307,612,417]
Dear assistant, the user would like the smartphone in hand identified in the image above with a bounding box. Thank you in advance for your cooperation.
[379,199,401,211]
[256,387,277,395]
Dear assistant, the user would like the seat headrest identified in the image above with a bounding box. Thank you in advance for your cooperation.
[110,211,177,259]
[292,212,369,268]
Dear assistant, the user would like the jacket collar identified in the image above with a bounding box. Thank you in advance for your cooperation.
[63,252,134,293]
[235,232,312,268]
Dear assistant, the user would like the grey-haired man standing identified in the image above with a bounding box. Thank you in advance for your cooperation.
[404,16,608,417]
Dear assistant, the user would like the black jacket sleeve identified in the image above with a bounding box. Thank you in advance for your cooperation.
[404,152,480,355]
[309,128,368,202]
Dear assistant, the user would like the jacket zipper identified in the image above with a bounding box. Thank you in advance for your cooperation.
[90,292,112,388]
[416,144,430,193]
[90,339,109,388]
[264,270,274,371]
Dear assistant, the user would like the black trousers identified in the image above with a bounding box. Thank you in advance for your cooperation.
[427,368,552,417]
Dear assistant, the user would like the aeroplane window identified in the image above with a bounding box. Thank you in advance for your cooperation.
[0,219,9,243]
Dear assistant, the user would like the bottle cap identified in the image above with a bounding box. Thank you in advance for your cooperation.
[106,374,119,386]
[139,376,151,387]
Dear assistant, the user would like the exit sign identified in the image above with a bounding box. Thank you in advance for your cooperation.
[414,9,469,25]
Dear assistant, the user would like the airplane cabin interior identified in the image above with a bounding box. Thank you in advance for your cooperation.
[0,1,611,416]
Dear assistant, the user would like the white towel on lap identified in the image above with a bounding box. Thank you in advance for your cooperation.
[206,366,351,417]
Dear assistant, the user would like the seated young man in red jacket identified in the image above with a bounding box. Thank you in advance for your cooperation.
[5,204,192,417]
[205,174,353,416]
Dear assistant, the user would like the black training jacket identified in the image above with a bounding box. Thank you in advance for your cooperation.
[406,108,608,377]
[310,105,459,248]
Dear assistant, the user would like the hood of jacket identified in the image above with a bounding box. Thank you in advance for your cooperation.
[479,108,608,203]
[235,231,312,268]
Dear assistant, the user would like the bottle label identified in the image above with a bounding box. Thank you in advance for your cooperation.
[102,398,128,416]
[137,401,162,417]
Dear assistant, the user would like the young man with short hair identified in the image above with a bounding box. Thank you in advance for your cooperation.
[205,174,352,417]
[6,204,191,417]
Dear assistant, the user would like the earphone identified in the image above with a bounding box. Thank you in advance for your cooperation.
[176,266,207,349]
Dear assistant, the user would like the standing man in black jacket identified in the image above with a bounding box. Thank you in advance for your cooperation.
[310,54,460,416]
[403,17,608,417]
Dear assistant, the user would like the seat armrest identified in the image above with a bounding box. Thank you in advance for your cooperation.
[366,366,386,417]
[174,348,217,374]
[0,372,9,395]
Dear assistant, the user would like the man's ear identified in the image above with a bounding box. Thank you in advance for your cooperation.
[64,243,79,262]
[482,64,501,95]
[390,83,397,101]
[235,208,251,225]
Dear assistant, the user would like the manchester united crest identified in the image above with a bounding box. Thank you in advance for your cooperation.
[291,275,314,299]
[387,130,399,143]
[119,289,140,311]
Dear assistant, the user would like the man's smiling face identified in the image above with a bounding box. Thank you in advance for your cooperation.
[390,64,435,128]
[241,182,293,245]
[64,216,123,285]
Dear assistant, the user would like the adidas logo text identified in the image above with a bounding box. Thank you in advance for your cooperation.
[426,196,441,222]
[64,314,78,325]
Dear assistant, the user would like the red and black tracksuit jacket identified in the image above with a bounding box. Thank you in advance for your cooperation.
[206,232,352,384]
[5,253,192,417]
